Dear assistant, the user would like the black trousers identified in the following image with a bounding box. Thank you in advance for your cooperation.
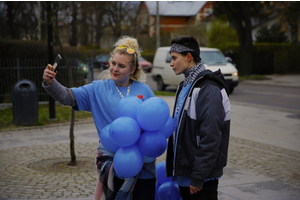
[179,179,219,200]
[113,176,156,200]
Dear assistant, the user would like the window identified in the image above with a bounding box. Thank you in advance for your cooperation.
[201,51,227,64]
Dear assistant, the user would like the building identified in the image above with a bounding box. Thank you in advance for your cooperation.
[137,1,214,38]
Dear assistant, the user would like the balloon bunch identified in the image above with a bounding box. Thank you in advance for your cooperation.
[100,96,175,178]
[155,162,182,200]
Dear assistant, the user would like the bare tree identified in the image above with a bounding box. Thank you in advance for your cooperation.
[69,2,78,46]
[0,1,39,39]
[94,2,109,47]
[104,1,138,40]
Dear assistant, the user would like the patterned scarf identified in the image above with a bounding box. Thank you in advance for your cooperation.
[183,62,206,87]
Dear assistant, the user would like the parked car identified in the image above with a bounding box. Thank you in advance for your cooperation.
[139,56,152,73]
[151,47,239,93]
[78,61,89,78]
[90,55,110,70]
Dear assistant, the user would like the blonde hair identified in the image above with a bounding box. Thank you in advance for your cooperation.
[98,36,146,83]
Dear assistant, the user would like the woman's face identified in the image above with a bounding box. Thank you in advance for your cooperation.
[110,53,135,87]
[170,52,189,75]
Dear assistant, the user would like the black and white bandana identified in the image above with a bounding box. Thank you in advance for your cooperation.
[183,62,206,86]
[170,43,201,62]
[169,43,195,53]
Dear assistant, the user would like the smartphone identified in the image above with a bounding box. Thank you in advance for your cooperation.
[52,54,62,72]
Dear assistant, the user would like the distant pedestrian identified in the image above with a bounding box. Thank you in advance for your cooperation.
[166,35,231,200]
[225,48,235,65]
[42,36,156,200]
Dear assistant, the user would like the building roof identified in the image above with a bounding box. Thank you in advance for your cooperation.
[145,1,207,17]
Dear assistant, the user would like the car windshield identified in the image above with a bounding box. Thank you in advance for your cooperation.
[200,51,227,64]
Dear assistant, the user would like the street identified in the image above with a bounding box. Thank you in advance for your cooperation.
[144,72,300,113]
[230,82,300,113]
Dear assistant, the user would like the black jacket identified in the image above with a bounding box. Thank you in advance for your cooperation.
[166,69,231,188]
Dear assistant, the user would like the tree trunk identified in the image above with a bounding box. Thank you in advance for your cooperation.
[81,10,88,46]
[69,109,76,165]
[69,2,78,47]
[239,38,253,75]
[227,3,254,76]
[6,2,17,39]
[238,8,253,76]
[52,21,77,166]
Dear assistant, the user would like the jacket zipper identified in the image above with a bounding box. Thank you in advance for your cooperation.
[172,76,203,176]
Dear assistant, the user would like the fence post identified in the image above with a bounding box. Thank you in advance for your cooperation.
[90,58,94,82]
[17,58,20,81]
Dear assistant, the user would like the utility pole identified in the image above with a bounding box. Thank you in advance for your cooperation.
[47,1,56,120]
[156,1,160,49]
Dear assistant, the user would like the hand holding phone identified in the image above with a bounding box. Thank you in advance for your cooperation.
[52,54,62,72]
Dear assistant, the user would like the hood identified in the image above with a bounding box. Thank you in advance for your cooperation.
[198,69,230,96]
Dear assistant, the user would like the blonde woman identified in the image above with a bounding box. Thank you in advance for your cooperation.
[43,36,156,200]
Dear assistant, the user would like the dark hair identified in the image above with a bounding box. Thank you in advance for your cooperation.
[170,35,200,62]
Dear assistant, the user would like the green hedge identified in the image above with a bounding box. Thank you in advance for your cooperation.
[1,39,299,75]
[0,39,111,60]
[222,43,300,75]
[141,52,155,63]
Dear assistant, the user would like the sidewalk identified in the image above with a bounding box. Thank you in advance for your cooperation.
[0,75,300,200]
[242,74,300,88]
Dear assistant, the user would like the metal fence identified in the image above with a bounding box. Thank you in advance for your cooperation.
[0,58,91,103]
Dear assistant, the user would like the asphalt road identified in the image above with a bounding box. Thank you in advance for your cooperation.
[229,82,300,113]
[145,73,300,113]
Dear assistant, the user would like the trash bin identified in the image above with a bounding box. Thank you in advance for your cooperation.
[12,79,38,126]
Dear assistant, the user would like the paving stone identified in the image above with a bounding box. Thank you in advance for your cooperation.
[1,97,300,199]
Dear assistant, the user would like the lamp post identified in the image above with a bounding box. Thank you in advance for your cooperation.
[47,1,56,120]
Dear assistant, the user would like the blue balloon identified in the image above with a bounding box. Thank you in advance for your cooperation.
[137,97,170,131]
[158,181,181,200]
[155,183,160,200]
[143,155,156,163]
[156,161,172,185]
[138,131,167,158]
[109,117,141,147]
[100,124,120,152]
[113,144,144,178]
[117,96,142,121]
[159,115,175,138]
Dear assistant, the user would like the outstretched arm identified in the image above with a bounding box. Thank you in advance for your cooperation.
[42,64,77,107]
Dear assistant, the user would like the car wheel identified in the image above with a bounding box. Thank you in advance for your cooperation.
[157,76,166,91]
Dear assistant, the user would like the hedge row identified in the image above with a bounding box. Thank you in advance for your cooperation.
[1,39,299,75]
[223,43,300,74]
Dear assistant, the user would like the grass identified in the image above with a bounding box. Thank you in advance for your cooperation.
[0,91,175,131]
[0,104,93,131]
